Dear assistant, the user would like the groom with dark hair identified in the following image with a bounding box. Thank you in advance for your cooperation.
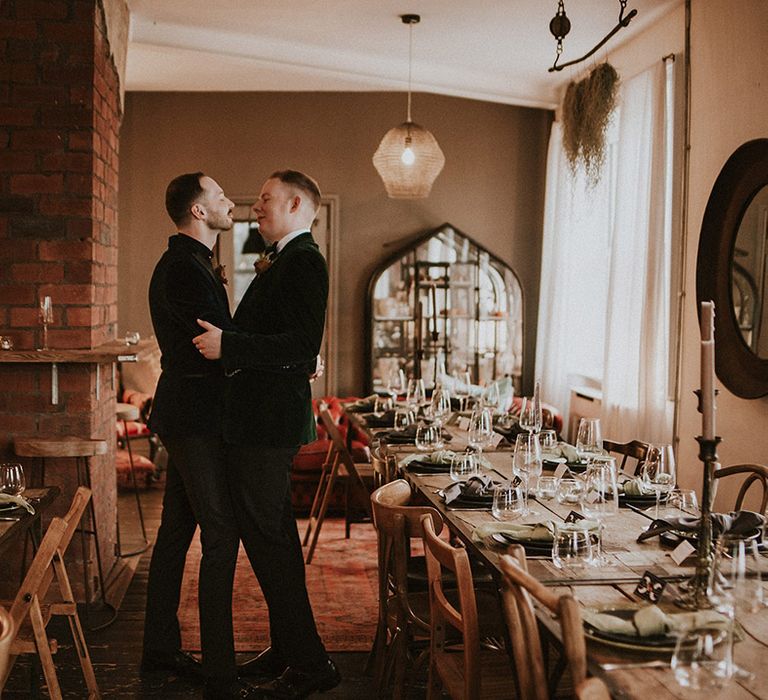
[194,169,339,699]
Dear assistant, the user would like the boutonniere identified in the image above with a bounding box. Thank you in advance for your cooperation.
[254,255,273,275]
[214,263,228,285]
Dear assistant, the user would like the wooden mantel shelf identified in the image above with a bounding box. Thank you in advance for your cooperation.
[0,338,153,364]
[0,338,155,404]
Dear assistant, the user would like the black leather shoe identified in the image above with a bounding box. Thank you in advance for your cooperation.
[140,649,203,679]
[203,678,263,700]
[238,646,288,680]
[257,659,341,699]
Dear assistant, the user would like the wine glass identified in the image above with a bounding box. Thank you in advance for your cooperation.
[713,534,764,613]
[452,369,471,412]
[581,456,619,564]
[575,418,601,458]
[373,394,394,417]
[513,433,542,510]
[387,368,406,401]
[429,386,451,428]
[482,381,500,415]
[467,406,493,456]
[0,463,26,496]
[406,377,427,412]
[38,295,53,350]
[393,408,414,431]
[672,627,734,690]
[641,444,676,518]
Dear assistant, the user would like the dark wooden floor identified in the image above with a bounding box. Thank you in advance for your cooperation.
[2,471,423,698]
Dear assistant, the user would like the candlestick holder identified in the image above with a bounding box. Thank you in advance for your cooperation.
[676,433,721,610]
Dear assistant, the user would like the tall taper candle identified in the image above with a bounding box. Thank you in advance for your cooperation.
[700,301,715,440]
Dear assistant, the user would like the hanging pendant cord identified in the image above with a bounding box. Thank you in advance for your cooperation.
[406,21,413,123]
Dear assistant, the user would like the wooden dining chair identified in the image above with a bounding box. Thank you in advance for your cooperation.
[1,487,100,699]
[302,405,374,563]
[371,445,398,490]
[602,438,650,475]
[713,463,768,513]
[0,605,15,694]
[368,479,447,698]
[421,513,516,700]
[498,546,590,700]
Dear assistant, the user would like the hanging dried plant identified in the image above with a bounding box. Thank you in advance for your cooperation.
[561,62,620,184]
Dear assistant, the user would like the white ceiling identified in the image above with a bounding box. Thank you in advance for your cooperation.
[125,0,680,110]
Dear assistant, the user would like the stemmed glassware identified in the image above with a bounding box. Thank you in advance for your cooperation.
[38,295,53,350]
[429,387,451,426]
[452,369,471,412]
[387,368,406,401]
[519,381,542,433]
[406,377,427,413]
[513,433,542,512]
[467,406,493,456]
[0,463,26,497]
[482,381,500,415]
[581,456,619,564]
[575,417,602,458]
[641,444,676,518]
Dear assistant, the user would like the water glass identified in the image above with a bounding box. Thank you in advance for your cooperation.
[0,463,26,496]
[415,423,442,451]
[393,408,415,431]
[537,475,559,500]
[429,387,451,426]
[551,522,593,569]
[492,482,528,521]
[665,488,700,515]
[540,429,558,453]
[556,478,585,506]
[373,394,394,416]
[713,534,764,613]
[450,452,479,482]
[672,627,734,690]
[575,417,601,456]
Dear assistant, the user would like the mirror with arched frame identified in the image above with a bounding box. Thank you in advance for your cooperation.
[697,138,768,398]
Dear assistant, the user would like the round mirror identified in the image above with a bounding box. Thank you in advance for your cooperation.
[732,185,768,358]
[697,139,768,398]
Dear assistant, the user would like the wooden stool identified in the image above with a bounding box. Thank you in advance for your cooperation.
[13,436,116,630]
[115,403,149,557]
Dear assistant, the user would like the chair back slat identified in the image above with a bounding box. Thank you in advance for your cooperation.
[421,513,481,700]
[603,438,650,475]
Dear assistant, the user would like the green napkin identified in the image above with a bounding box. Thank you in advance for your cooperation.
[472,521,556,543]
[620,477,655,496]
[583,605,729,638]
[399,450,492,468]
[543,443,580,463]
[0,494,35,514]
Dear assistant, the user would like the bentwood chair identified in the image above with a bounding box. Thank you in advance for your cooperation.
[602,438,650,475]
[368,480,444,698]
[498,546,595,700]
[303,406,374,563]
[2,487,100,699]
[713,463,768,513]
[421,513,515,700]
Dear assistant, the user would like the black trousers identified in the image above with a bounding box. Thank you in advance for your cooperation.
[226,444,328,673]
[143,434,240,681]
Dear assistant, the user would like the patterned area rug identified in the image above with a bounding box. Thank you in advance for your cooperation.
[178,518,378,652]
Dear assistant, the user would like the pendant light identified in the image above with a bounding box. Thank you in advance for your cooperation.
[373,14,445,199]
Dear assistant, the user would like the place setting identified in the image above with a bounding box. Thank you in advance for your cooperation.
[0,463,35,520]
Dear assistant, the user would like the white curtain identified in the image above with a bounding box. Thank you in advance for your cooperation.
[536,60,674,444]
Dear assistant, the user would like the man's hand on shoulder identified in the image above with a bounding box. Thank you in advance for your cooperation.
[193,319,223,359]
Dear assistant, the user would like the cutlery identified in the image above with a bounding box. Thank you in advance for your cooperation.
[0,516,22,521]
[599,660,669,671]
[624,502,655,520]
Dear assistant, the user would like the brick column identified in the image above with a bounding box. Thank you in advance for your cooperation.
[0,0,123,601]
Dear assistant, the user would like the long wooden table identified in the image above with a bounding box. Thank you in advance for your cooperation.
[0,487,60,554]
[395,449,768,699]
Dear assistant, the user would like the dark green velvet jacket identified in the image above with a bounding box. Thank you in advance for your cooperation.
[221,232,328,447]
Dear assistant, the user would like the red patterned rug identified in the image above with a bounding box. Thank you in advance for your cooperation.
[178,518,378,652]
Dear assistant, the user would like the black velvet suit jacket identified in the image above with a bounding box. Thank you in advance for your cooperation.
[148,234,234,438]
[220,232,328,448]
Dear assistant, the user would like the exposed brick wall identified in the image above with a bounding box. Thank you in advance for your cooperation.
[0,0,123,601]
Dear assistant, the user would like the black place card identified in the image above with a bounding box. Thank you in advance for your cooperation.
[564,510,585,523]
[634,570,667,603]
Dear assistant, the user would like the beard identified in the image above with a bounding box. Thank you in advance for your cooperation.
[208,210,233,232]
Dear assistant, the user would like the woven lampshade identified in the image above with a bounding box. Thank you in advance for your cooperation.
[373,120,446,199]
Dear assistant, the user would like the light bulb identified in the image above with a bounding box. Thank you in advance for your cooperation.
[401,147,415,165]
